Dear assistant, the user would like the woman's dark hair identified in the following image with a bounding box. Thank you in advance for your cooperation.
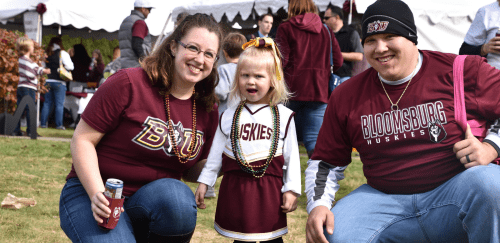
[45,36,65,57]
[71,44,91,82]
[142,13,223,112]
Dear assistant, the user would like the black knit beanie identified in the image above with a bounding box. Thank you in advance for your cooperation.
[361,0,417,45]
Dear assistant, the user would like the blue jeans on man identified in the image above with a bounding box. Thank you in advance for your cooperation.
[326,163,500,242]
[59,177,197,242]
[14,87,36,135]
[40,82,66,128]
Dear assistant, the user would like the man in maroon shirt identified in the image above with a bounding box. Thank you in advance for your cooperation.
[305,0,500,242]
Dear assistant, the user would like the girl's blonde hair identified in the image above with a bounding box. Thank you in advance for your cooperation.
[229,46,290,106]
[16,37,33,56]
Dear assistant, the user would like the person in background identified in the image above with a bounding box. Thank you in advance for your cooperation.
[246,14,274,40]
[350,22,372,77]
[305,0,500,242]
[275,0,343,158]
[59,13,223,242]
[323,5,363,91]
[459,0,500,69]
[99,46,121,86]
[40,36,74,130]
[70,44,91,83]
[118,0,154,70]
[87,49,105,87]
[14,37,51,136]
[215,32,247,115]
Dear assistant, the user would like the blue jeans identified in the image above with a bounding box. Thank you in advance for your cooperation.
[326,164,500,242]
[286,101,327,153]
[41,82,66,127]
[60,177,197,242]
[14,87,36,134]
[330,74,350,94]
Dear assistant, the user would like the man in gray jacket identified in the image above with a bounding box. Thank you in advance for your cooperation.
[118,0,154,69]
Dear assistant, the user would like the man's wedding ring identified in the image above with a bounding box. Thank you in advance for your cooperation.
[466,154,471,163]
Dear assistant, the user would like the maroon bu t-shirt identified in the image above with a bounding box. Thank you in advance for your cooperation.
[66,68,219,196]
[312,50,500,194]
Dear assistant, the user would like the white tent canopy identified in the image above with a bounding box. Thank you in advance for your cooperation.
[0,0,184,36]
[0,0,494,54]
[171,0,345,23]
[356,0,494,54]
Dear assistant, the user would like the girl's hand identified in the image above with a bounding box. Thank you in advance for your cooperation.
[195,183,208,209]
[281,191,299,213]
[91,191,111,223]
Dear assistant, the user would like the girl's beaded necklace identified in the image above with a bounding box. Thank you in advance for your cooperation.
[163,89,197,164]
[230,101,280,178]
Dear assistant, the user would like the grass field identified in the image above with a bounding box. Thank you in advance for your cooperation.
[0,130,366,243]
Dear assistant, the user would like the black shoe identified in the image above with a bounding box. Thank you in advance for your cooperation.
[11,131,23,136]
[27,133,42,137]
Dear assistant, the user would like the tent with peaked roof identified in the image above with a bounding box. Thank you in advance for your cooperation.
[0,0,497,54]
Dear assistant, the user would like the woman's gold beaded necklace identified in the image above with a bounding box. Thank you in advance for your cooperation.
[164,89,197,164]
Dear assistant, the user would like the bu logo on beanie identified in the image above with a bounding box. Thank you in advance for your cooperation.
[367,21,389,33]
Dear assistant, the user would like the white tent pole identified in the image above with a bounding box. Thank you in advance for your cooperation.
[58,25,61,35]
[36,13,41,128]
[153,11,172,53]
[348,0,353,25]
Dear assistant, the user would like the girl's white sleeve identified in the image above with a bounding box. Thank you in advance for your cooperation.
[61,50,74,71]
[197,123,226,187]
[281,117,301,195]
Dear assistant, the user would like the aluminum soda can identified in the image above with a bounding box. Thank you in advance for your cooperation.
[104,178,123,199]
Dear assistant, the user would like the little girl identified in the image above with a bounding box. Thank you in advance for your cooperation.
[196,37,301,243]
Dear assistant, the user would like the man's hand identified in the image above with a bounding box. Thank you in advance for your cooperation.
[306,206,334,243]
[453,124,498,168]
[281,191,299,213]
[195,183,208,209]
[481,37,500,56]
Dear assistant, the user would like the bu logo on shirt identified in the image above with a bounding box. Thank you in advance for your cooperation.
[428,118,447,143]
[132,116,204,159]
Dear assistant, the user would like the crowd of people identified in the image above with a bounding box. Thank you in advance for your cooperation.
[12,0,500,242]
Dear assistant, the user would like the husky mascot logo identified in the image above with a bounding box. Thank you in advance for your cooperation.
[428,119,447,143]
[165,121,184,154]
[367,20,389,33]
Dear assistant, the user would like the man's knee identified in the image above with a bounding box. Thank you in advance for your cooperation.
[465,164,500,203]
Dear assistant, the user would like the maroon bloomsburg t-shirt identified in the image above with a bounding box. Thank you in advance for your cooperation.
[312,50,500,194]
[66,68,219,196]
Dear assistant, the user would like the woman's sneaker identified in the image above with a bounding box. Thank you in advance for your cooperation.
[56,126,66,130]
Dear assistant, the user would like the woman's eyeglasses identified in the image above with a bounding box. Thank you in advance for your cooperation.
[176,40,218,62]
[323,16,333,21]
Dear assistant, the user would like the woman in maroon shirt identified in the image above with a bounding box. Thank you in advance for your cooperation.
[59,13,222,242]
[275,0,343,158]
